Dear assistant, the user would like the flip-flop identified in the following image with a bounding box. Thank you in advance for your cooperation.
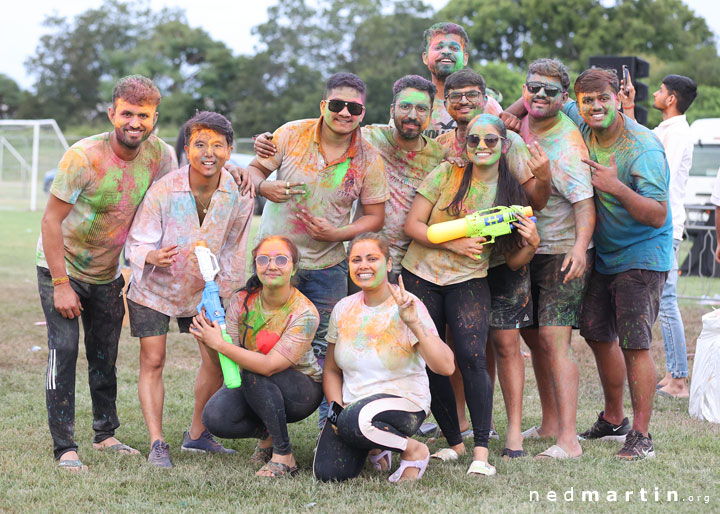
[58,459,88,473]
[257,460,299,478]
[467,460,496,476]
[501,448,527,459]
[249,444,273,464]
[94,442,139,455]
[368,450,392,472]
[430,448,459,462]
[521,426,542,439]
[388,452,430,482]
[534,444,575,460]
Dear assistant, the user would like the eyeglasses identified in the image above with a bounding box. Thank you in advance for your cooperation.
[466,134,505,149]
[255,254,290,268]
[525,82,562,97]
[327,99,365,116]
[446,91,483,104]
[395,102,430,115]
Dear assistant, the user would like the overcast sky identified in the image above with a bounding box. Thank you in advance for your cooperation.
[2,0,718,90]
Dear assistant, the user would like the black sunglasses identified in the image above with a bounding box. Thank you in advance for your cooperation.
[327,99,365,116]
[525,82,562,97]
[467,134,505,149]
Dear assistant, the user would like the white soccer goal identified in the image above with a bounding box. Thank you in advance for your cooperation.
[0,119,69,211]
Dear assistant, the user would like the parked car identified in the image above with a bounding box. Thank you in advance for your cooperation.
[685,118,720,206]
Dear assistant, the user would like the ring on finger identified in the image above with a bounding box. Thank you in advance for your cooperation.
[285,188,290,195]
[286,181,290,188]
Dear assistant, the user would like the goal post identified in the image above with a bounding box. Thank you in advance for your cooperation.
[0,119,69,211]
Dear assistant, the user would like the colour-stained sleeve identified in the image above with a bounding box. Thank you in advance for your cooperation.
[561,100,584,129]
[505,132,533,185]
[484,96,503,116]
[711,167,720,206]
[272,308,320,365]
[155,140,179,182]
[358,151,390,205]
[417,162,451,204]
[125,181,165,285]
[224,291,244,346]
[325,303,341,345]
[255,124,290,173]
[217,193,254,298]
[50,147,92,204]
[630,150,670,202]
[405,294,439,345]
[556,136,593,204]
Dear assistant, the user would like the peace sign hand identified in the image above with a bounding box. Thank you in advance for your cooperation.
[388,275,419,326]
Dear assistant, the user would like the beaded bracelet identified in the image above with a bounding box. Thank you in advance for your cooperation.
[52,276,70,286]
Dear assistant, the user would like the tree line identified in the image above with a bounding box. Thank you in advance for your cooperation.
[1,0,719,136]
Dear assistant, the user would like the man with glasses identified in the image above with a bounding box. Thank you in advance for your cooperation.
[513,59,595,460]
[246,73,389,423]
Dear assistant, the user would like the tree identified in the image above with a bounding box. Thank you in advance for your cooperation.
[0,74,22,118]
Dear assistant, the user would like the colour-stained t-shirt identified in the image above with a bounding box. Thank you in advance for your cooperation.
[436,128,533,187]
[424,95,503,139]
[326,291,437,413]
[401,162,497,285]
[563,101,672,273]
[519,112,594,254]
[36,133,177,284]
[358,125,447,274]
[125,166,254,317]
[256,118,389,270]
[226,288,323,381]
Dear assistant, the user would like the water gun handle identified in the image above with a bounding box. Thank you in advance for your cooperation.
[218,326,242,389]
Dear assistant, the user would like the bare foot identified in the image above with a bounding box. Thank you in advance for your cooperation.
[397,440,429,482]
[556,435,583,458]
[656,372,671,389]
[256,453,296,477]
[369,449,391,472]
[92,437,140,455]
[659,379,690,398]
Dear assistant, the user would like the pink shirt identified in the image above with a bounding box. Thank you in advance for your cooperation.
[126,166,253,317]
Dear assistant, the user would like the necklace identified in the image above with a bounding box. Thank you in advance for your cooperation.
[194,194,211,214]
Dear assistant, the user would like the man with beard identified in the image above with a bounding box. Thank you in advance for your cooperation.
[514,59,596,459]
[37,75,178,471]
[420,22,504,139]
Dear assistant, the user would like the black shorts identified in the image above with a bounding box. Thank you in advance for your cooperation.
[127,298,194,338]
[528,249,594,328]
[579,268,667,350]
[486,263,533,330]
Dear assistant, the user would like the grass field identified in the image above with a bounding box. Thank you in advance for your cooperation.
[1,187,719,513]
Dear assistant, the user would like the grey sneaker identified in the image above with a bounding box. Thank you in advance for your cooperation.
[148,440,172,468]
[578,411,630,442]
[181,430,236,454]
[617,430,656,460]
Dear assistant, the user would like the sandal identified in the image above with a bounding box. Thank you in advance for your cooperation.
[501,448,527,459]
[467,460,496,476]
[58,459,88,473]
[257,460,299,478]
[430,448,459,462]
[368,450,392,472]
[534,444,574,460]
[249,444,273,464]
[93,440,139,455]
[388,452,430,483]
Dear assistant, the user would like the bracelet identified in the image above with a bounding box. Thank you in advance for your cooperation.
[52,276,69,286]
[257,179,266,195]
[622,103,634,110]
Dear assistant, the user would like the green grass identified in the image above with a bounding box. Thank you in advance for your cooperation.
[1,198,719,513]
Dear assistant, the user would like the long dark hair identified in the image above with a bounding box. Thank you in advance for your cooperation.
[237,236,300,326]
[442,114,527,254]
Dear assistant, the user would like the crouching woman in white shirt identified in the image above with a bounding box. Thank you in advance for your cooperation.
[313,234,454,482]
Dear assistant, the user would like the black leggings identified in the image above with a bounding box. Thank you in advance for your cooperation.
[202,368,322,455]
[313,393,425,482]
[401,269,492,448]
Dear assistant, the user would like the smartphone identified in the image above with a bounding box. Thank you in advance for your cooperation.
[622,65,630,94]
[327,401,344,426]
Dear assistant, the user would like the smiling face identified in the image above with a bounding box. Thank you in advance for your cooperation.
[107,98,157,149]
[423,34,468,80]
[577,85,620,130]
[444,85,486,124]
[320,87,365,136]
[391,88,432,140]
[466,120,504,168]
[348,240,391,291]
[522,73,567,120]
[185,128,232,179]
[255,239,295,289]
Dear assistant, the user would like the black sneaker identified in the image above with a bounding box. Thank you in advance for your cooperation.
[148,440,172,468]
[578,411,630,441]
[181,430,236,454]
[616,430,655,460]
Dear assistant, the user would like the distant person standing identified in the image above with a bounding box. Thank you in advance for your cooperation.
[37,75,177,471]
[624,74,698,398]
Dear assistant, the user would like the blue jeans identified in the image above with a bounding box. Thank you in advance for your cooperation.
[658,240,688,378]
[294,260,349,425]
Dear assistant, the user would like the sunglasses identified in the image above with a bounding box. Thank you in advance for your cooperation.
[255,254,290,268]
[525,82,562,97]
[446,91,483,104]
[466,134,505,149]
[327,99,365,116]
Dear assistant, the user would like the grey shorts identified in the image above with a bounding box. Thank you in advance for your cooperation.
[127,298,194,338]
